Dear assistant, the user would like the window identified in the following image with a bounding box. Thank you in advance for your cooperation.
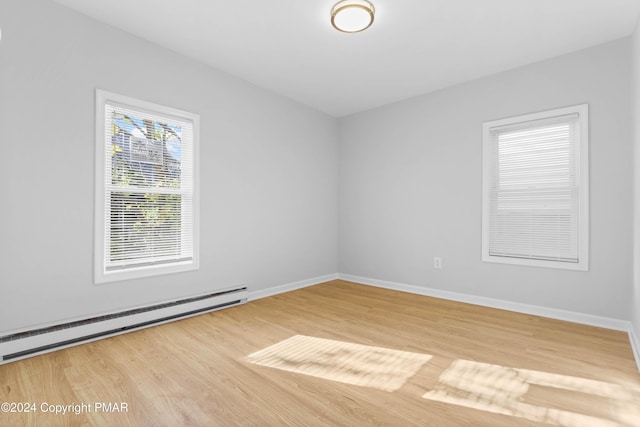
[482,104,588,270]
[95,90,199,283]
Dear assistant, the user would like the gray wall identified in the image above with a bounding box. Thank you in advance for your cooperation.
[633,19,640,337]
[0,0,635,334]
[0,0,338,332]
[339,39,633,320]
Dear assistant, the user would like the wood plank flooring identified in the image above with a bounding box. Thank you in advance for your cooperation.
[1,280,639,426]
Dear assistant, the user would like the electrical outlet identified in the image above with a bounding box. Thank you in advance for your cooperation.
[434,257,442,269]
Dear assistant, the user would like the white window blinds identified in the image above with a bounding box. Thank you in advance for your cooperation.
[95,90,199,283]
[482,105,588,270]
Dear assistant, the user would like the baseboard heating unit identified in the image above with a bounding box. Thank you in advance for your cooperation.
[0,286,247,365]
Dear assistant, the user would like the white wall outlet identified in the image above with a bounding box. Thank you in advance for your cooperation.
[434,257,442,269]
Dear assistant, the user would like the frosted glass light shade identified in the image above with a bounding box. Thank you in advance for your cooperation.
[331,0,375,33]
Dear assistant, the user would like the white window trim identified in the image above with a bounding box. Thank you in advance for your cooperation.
[94,89,200,284]
[481,104,589,271]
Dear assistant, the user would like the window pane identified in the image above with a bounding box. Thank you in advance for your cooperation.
[110,111,183,189]
[96,90,198,283]
[482,105,588,270]
[108,192,184,266]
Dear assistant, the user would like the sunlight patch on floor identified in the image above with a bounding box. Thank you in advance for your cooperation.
[422,359,640,427]
[247,335,432,391]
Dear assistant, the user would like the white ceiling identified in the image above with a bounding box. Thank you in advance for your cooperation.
[52,0,640,117]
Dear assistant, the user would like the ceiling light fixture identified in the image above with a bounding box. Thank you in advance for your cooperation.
[331,0,375,33]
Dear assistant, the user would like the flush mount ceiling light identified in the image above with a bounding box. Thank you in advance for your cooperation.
[331,0,375,33]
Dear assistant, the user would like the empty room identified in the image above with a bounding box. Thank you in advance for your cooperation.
[2,0,640,425]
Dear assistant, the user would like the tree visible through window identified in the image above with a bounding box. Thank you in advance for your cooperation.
[95,90,199,283]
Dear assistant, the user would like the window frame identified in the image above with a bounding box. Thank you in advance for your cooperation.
[481,104,589,271]
[94,89,200,284]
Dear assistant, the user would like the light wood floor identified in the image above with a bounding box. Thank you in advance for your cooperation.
[1,280,639,426]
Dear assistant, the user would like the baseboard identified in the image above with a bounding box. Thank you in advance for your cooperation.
[1,287,248,365]
[337,273,631,332]
[630,324,640,373]
[248,273,339,301]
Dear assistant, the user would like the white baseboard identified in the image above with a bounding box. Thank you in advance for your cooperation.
[248,273,339,301]
[630,324,640,373]
[337,273,631,332]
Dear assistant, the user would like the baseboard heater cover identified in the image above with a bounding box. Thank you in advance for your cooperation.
[0,286,247,364]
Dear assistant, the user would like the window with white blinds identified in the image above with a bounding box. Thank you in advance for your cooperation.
[95,90,199,283]
[482,104,588,271]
